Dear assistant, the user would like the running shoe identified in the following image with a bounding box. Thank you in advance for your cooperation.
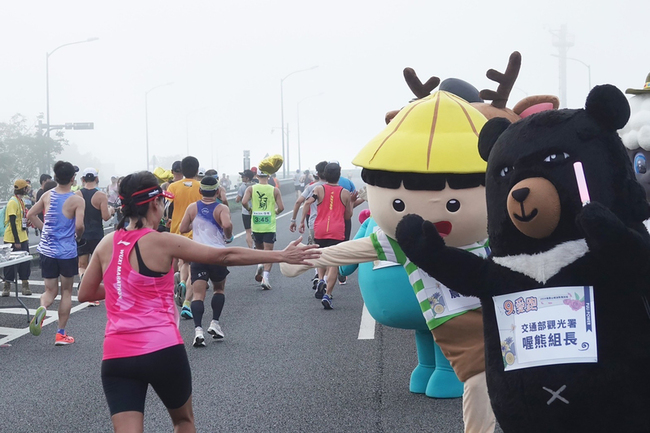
[29,306,47,336]
[55,332,75,346]
[181,305,193,320]
[315,280,327,299]
[261,277,272,290]
[87,301,101,307]
[322,294,333,310]
[193,327,206,347]
[311,275,319,290]
[338,274,347,285]
[174,272,183,307]
[207,320,225,340]
[255,264,264,282]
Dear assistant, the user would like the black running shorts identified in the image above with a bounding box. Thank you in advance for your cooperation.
[77,238,101,256]
[190,262,229,284]
[101,344,192,415]
[242,214,251,230]
[252,231,276,245]
[40,255,78,279]
[313,238,343,248]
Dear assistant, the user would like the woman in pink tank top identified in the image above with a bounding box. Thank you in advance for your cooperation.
[78,171,320,433]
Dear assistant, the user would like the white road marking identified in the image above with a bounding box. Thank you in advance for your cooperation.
[0,298,91,345]
[358,303,376,340]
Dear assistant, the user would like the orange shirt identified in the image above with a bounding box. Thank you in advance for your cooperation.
[167,178,201,236]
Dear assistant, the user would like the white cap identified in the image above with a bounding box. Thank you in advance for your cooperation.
[82,167,99,177]
[198,166,206,177]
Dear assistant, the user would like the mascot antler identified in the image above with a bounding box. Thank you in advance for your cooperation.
[479,51,521,109]
[403,68,441,99]
[386,68,441,124]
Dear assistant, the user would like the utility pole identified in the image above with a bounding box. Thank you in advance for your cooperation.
[550,24,574,108]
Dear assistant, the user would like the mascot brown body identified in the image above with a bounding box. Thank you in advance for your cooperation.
[396,85,650,432]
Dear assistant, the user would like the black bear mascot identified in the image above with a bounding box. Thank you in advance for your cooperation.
[396,84,650,433]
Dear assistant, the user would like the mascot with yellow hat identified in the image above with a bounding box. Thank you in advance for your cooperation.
[282,52,557,433]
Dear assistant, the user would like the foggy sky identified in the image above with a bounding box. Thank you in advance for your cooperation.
[1,0,647,182]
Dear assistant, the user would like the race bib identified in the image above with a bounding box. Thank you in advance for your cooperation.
[418,271,482,319]
[252,211,272,225]
[493,286,597,371]
[21,217,28,230]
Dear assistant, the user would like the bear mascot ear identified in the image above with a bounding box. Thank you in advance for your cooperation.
[585,84,630,131]
[478,117,511,162]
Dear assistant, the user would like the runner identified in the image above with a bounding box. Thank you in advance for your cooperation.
[75,168,114,299]
[26,161,85,345]
[2,179,31,296]
[293,169,302,198]
[76,170,319,432]
[179,176,233,347]
[167,156,202,319]
[289,161,328,289]
[204,169,229,206]
[300,162,353,308]
[242,166,284,290]
[235,169,255,249]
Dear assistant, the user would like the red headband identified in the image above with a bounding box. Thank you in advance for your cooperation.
[120,186,174,207]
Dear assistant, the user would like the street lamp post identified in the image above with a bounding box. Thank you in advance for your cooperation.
[297,93,324,172]
[280,65,317,178]
[145,82,173,171]
[45,37,99,136]
[551,53,591,102]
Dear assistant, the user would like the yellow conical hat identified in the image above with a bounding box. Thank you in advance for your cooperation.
[352,91,488,173]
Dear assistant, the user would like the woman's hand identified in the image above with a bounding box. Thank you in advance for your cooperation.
[281,237,321,265]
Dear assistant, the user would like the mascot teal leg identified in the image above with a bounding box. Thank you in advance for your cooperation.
[426,338,464,398]
[410,329,436,394]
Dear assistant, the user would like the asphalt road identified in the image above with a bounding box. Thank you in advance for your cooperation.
[0,181,502,433]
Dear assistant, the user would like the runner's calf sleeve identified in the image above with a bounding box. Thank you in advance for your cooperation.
[211,293,225,321]
[191,300,204,328]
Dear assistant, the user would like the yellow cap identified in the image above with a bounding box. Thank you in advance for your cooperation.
[352,91,487,173]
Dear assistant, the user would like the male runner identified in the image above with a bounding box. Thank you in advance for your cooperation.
[167,156,202,319]
[179,176,233,347]
[300,162,353,308]
[290,161,328,288]
[242,168,284,290]
[76,168,113,278]
[27,161,85,345]
[235,169,255,249]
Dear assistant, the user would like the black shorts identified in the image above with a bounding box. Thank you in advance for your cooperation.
[190,262,229,284]
[40,255,78,278]
[314,238,343,248]
[242,214,251,230]
[101,344,191,416]
[252,232,276,245]
[77,238,101,256]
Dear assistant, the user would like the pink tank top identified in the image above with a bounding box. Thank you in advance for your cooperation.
[102,228,182,360]
[314,184,346,240]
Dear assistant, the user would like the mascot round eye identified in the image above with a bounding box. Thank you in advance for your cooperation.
[543,152,570,163]
[392,199,405,212]
[446,199,460,212]
[634,153,647,174]
[499,166,513,177]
